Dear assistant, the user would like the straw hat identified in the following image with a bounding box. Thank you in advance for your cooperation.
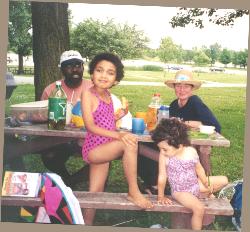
[165,69,202,90]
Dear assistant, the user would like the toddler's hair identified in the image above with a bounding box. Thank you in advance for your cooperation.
[151,118,190,148]
[89,52,124,81]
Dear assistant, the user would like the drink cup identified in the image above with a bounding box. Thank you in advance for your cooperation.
[66,102,73,125]
[135,111,148,123]
[132,118,145,135]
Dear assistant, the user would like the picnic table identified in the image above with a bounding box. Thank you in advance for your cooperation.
[4,123,230,174]
[2,123,232,229]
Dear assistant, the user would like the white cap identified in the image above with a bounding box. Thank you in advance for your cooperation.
[55,80,62,86]
[58,50,84,67]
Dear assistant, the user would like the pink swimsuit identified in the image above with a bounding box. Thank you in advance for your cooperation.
[167,156,200,197]
[82,90,116,163]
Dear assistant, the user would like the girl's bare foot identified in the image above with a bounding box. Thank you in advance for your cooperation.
[127,193,153,209]
[208,193,216,199]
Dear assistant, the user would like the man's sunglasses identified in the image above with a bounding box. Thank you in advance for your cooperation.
[63,62,83,69]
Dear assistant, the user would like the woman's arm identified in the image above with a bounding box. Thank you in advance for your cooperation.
[193,96,221,133]
[184,120,202,129]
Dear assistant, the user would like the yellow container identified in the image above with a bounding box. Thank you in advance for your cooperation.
[135,112,147,123]
[146,106,158,131]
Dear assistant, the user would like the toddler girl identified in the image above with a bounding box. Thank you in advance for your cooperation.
[151,118,228,230]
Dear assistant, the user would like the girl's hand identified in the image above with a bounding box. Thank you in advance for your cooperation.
[157,195,172,205]
[203,176,213,194]
[119,131,138,146]
[114,108,128,121]
[208,182,214,194]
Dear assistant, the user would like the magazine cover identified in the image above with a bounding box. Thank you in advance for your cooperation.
[1,171,42,197]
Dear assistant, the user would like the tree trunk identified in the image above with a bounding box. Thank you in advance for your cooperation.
[18,54,24,74]
[31,2,69,100]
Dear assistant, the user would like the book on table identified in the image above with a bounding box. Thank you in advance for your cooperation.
[1,171,42,197]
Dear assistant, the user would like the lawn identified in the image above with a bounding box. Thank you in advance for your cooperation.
[3,69,246,230]
[121,70,247,84]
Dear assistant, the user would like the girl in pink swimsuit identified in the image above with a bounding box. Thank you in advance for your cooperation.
[151,118,228,230]
[81,53,153,225]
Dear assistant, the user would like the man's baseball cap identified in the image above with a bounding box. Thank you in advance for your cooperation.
[58,50,84,67]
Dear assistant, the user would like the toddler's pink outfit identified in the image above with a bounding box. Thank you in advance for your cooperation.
[167,156,200,197]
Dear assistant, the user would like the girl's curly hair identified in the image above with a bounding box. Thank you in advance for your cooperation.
[88,52,124,82]
[151,118,190,148]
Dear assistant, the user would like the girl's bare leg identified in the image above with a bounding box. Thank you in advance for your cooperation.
[199,176,228,197]
[123,142,153,208]
[88,141,153,209]
[173,192,204,230]
[83,162,110,225]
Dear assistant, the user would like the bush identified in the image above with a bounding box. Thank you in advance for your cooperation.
[124,66,144,71]
[142,65,163,71]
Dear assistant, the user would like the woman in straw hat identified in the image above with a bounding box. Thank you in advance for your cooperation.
[165,69,220,131]
[137,69,221,197]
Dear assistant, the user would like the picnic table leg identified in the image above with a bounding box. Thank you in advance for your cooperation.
[170,213,215,229]
[170,212,192,229]
[196,145,212,175]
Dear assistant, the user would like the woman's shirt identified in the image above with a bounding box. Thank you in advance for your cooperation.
[169,95,221,133]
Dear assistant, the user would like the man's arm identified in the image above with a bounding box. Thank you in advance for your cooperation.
[40,83,55,100]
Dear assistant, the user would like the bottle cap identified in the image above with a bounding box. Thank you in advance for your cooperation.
[56,80,62,86]
[154,93,161,97]
[159,105,169,110]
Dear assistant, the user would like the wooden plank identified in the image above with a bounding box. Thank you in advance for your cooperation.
[4,124,86,139]
[4,135,74,161]
[1,191,234,216]
[4,124,230,147]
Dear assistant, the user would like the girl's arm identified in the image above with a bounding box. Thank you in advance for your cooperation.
[81,90,136,145]
[157,153,172,204]
[196,161,208,187]
[114,97,129,121]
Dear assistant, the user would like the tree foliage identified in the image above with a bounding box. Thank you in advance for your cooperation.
[182,49,195,63]
[232,50,248,68]
[219,48,232,67]
[158,37,182,63]
[170,8,249,29]
[202,43,222,66]
[193,50,211,66]
[70,18,149,61]
[8,1,32,74]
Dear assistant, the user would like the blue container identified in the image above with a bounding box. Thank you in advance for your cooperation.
[132,118,145,135]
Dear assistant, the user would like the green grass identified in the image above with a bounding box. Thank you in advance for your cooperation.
[3,70,246,230]
[119,70,246,84]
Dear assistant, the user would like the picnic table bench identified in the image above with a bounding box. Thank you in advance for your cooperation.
[1,191,233,229]
[2,123,232,229]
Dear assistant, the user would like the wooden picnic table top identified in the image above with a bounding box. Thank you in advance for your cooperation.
[4,123,230,147]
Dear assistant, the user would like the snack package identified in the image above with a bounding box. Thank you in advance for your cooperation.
[71,101,84,128]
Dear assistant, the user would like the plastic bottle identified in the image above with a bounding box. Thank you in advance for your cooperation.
[157,105,170,123]
[48,81,67,130]
[146,93,162,131]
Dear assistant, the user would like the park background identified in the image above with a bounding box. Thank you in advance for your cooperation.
[3,1,249,231]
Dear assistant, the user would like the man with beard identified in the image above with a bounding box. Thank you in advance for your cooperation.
[40,50,92,187]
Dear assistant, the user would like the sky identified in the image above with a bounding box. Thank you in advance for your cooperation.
[69,3,249,51]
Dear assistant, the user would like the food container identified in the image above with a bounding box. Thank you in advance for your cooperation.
[199,125,215,135]
[10,100,48,123]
